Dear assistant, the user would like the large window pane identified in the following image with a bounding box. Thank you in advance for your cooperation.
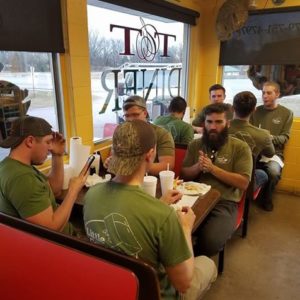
[222,65,300,117]
[0,51,60,159]
[87,1,188,141]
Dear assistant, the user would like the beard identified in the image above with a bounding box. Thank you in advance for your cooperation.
[202,126,228,150]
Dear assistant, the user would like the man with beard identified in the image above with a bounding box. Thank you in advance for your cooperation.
[182,103,252,256]
[0,116,88,235]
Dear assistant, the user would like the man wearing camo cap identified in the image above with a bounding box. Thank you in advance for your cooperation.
[84,120,217,300]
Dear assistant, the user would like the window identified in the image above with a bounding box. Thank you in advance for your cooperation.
[222,65,300,117]
[0,51,62,159]
[87,1,189,141]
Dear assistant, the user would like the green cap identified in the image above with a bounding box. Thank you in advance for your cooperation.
[108,120,156,176]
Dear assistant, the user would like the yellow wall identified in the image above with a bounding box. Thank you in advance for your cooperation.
[61,0,300,192]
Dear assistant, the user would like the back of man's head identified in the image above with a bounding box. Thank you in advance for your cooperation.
[233,91,257,118]
[209,84,226,94]
[203,103,229,119]
[108,120,156,176]
[0,116,52,149]
[168,96,187,113]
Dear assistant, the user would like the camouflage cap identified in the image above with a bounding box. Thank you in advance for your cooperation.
[108,120,156,176]
[0,116,53,149]
[123,95,147,110]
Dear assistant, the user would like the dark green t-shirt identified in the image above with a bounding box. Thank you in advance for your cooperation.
[183,136,252,202]
[154,115,194,144]
[250,104,293,159]
[0,157,72,234]
[84,181,191,300]
[229,119,275,158]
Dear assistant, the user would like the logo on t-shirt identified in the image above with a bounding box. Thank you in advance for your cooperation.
[272,117,282,125]
[216,154,231,164]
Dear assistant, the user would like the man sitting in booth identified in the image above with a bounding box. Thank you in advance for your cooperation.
[0,116,88,235]
[154,96,194,145]
[229,91,275,189]
[250,81,293,211]
[192,84,233,134]
[84,120,217,300]
[182,103,252,256]
[106,95,175,176]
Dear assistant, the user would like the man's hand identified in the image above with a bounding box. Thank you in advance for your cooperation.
[51,132,65,156]
[198,151,214,173]
[104,156,112,169]
[68,163,89,198]
[160,189,182,205]
[176,207,195,233]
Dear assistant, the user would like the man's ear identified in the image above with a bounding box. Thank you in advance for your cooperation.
[24,135,35,148]
[145,148,155,162]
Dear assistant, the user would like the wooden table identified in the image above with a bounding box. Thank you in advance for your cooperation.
[58,186,220,232]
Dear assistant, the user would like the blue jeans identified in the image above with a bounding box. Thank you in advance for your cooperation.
[254,169,268,190]
[256,161,282,205]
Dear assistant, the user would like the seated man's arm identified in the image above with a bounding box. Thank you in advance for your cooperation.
[148,155,174,176]
[26,171,88,231]
[47,132,65,196]
[260,132,275,158]
[271,110,293,147]
[149,128,175,176]
[166,207,195,293]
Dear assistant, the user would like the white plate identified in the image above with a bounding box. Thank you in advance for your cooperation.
[176,182,211,196]
[85,174,111,187]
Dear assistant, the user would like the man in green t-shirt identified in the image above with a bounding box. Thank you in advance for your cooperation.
[84,120,217,300]
[182,103,252,257]
[192,84,233,133]
[106,95,175,176]
[229,91,275,188]
[154,96,194,145]
[0,116,88,234]
[250,81,293,211]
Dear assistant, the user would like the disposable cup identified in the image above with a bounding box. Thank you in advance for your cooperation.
[141,176,157,197]
[159,170,175,196]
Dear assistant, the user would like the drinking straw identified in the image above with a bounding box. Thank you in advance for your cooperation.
[145,172,148,176]
[167,163,169,171]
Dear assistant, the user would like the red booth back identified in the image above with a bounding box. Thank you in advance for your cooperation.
[0,223,138,300]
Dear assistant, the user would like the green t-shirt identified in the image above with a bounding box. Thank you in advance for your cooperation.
[151,123,175,160]
[182,136,252,202]
[154,115,194,144]
[0,157,72,235]
[83,181,191,300]
[250,104,293,159]
[229,119,275,158]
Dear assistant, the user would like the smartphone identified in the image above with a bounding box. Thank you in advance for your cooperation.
[84,155,95,175]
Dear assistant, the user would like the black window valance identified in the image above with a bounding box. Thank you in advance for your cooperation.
[95,0,200,25]
[220,7,300,65]
[0,0,64,53]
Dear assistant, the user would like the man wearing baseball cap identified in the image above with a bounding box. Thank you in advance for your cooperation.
[84,120,217,299]
[121,95,175,176]
[0,116,88,234]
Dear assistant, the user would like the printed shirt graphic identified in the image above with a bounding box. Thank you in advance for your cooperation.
[85,213,142,256]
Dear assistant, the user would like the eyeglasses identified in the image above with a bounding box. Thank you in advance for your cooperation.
[123,111,144,119]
